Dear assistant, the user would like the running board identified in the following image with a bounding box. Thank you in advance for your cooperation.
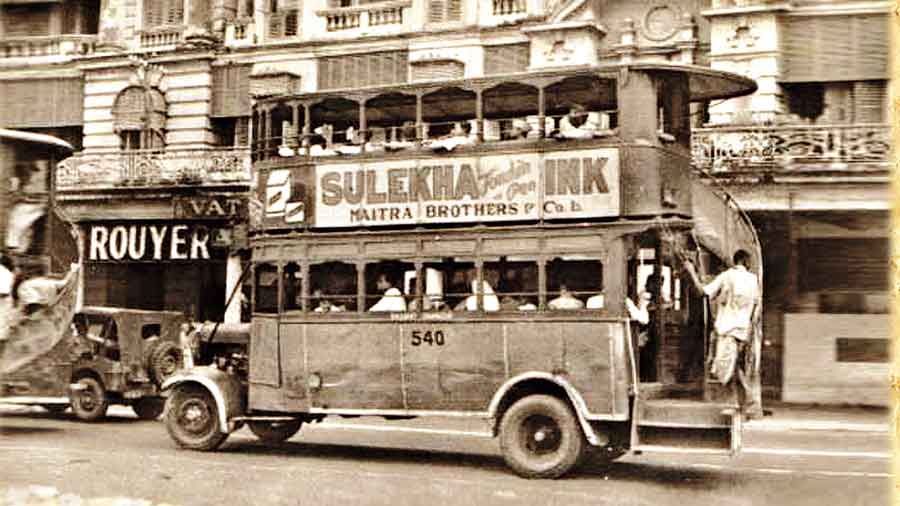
[634,399,743,454]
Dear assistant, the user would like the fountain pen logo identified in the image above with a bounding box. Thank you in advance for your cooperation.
[265,169,305,224]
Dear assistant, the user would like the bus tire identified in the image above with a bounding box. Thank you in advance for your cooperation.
[132,397,165,420]
[71,377,108,422]
[499,394,586,479]
[165,385,228,451]
[248,419,303,444]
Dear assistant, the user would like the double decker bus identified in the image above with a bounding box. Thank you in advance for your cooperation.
[163,63,762,478]
[0,129,82,408]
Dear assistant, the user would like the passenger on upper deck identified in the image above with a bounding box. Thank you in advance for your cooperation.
[368,273,407,312]
[455,279,500,312]
[557,104,605,140]
[429,122,475,152]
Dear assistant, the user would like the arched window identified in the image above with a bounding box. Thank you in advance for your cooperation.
[112,86,167,151]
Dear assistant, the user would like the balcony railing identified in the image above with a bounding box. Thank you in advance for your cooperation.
[139,27,184,48]
[0,34,97,59]
[56,148,251,190]
[691,123,890,173]
[317,0,409,32]
[493,0,526,16]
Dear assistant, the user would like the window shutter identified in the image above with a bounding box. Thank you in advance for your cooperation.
[317,51,409,90]
[0,78,84,128]
[780,14,888,83]
[212,64,252,118]
[3,6,51,37]
[428,0,460,23]
[235,117,250,146]
[410,61,465,82]
[144,0,164,27]
[484,43,530,75]
[165,0,185,25]
[799,238,888,292]
[853,80,886,124]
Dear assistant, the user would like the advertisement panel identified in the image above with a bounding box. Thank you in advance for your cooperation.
[261,147,619,229]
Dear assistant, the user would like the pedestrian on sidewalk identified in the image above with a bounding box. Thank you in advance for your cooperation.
[683,249,761,413]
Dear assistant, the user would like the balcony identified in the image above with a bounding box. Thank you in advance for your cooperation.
[492,0,526,16]
[139,27,184,49]
[317,0,409,33]
[0,34,96,59]
[691,123,890,174]
[56,148,251,191]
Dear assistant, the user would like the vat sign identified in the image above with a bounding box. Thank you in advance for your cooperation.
[87,223,214,261]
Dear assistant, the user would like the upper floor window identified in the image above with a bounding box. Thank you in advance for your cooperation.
[113,86,167,151]
[144,0,185,28]
[2,5,51,37]
[427,0,462,23]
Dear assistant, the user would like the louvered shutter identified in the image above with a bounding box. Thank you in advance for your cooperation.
[0,79,84,128]
[484,43,530,75]
[317,51,409,90]
[428,0,461,23]
[780,14,888,82]
[212,64,251,117]
[3,6,51,36]
[799,238,888,292]
[411,61,465,82]
[165,0,185,25]
[235,117,250,146]
[853,80,886,124]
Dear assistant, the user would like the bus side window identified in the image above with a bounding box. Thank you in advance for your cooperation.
[283,262,301,311]
[484,259,538,312]
[421,260,476,311]
[547,257,603,311]
[365,262,413,312]
[309,261,357,313]
[254,263,279,314]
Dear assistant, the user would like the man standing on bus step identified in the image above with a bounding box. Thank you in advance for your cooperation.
[683,250,760,412]
[369,273,407,312]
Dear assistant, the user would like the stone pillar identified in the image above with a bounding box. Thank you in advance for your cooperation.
[224,253,243,323]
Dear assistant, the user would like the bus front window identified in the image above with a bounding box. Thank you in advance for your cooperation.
[253,263,279,314]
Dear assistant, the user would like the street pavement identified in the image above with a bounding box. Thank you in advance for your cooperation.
[0,404,891,506]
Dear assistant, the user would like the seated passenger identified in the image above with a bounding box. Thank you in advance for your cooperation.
[385,121,417,151]
[429,122,474,152]
[312,289,346,313]
[586,293,605,309]
[368,274,407,312]
[507,119,532,140]
[455,280,500,312]
[548,284,585,310]
[557,105,598,140]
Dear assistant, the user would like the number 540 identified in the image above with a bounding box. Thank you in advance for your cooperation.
[411,330,445,346]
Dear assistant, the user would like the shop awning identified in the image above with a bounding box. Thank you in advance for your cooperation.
[0,78,83,128]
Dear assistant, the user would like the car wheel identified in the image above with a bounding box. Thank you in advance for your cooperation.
[132,397,165,420]
[165,385,228,451]
[71,377,108,422]
[499,395,585,479]
[149,341,182,385]
[248,419,303,444]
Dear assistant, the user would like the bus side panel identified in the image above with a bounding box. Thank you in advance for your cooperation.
[248,316,285,411]
[403,322,505,412]
[278,323,311,410]
[506,321,565,380]
[564,322,630,418]
[305,322,403,410]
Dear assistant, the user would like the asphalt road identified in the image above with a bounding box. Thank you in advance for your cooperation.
[0,407,890,506]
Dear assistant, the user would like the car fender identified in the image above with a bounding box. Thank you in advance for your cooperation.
[161,366,245,433]
[487,372,607,447]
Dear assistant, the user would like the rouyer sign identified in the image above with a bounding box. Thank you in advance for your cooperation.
[85,222,223,262]
[263,148,620,228]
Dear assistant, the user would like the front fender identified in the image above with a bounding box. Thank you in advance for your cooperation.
[162,366,245,433]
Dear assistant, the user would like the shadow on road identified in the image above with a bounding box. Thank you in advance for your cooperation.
[0,425,63,435]
[0,409,142,424]
[219,439,741,486]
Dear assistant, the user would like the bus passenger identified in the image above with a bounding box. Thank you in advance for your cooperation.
[456,280,499,312]
[429,122,474,152]
[557,104,598,140]
[368,273,407,312]
[586,293,605,309]
[312,289,346,313]
[548,284,584,310]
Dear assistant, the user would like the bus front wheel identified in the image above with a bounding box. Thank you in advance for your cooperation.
[499,395,586,479]
[248,419,303,443]
[165,385,228,451]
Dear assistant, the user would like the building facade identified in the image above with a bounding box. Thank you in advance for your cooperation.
[0,0,889,404]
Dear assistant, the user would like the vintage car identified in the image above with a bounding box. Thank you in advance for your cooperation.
[65,307,187,421]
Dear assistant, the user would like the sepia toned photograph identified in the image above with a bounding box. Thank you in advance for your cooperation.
[0,0,893,504]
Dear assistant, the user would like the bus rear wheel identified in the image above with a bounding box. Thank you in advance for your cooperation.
[499,395,586,479]
[165,385,228,451]
[248,419,303,443]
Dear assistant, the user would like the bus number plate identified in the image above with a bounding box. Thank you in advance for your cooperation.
[411,330,445,347]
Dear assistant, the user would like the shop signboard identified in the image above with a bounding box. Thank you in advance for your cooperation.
[85,222,228,262]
